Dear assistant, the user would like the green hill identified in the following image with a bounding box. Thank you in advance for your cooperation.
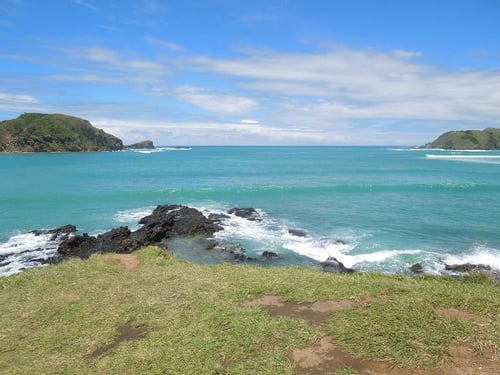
[0,113,123,152]
[423,128,500,150]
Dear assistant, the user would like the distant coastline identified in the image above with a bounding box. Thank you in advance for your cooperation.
[0,113,153,153]
[419,128,500,150]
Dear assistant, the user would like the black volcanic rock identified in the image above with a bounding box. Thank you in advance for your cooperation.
[31,224,77,241]
[409,263,424,274]
[58,205,222,259]
[58,233,98,258]
[262,251,279,259]
[321,256,355,273]
[288,229,307,237]
[227,207,260,221]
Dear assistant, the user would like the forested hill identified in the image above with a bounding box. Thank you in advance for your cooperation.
[422,128,500,150]
[0,113,153,152]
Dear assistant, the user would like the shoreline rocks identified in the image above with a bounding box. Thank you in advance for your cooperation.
[2,205,499,282]
[58,205,222,259]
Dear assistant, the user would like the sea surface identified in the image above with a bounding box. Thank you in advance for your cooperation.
[1,146,499,277]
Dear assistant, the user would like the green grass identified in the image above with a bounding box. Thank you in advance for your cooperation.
[0,247,498,374]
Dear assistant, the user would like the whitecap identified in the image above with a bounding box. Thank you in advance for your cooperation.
[444,245,500,271]
[0,232,63,277]
[114,206,156,225]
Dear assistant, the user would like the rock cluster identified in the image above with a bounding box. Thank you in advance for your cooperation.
[58,205,221,259]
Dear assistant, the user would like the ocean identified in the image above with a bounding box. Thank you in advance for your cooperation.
[1,146,499,277]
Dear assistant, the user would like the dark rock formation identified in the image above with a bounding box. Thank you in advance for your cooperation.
[444,263,499,284]
[409,263,424,274]
[227,207,260,221]
[288,229,307,237]
[137,205,221,237]
[445,263,491,272]
[124,140,154,149]
[58,233,99,258]
[58,205,222,259]
[31,224,77,241]
[214,243,246,261]
[321,256,355,273]
[262,251,279,259]
[207,213,230,224]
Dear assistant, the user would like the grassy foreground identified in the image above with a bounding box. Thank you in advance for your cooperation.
[0,247,498,374]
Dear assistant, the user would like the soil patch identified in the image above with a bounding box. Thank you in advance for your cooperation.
[244,296,499,374]
[435,307,484,321]
[88,320,148,358]
[104,254,140,271]
[439,344,499,375]
[242,295,356,325]
[290,337,500,375]
[290,336,405,375]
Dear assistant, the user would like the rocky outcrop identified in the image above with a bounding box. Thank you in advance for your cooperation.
[58,205,222,259]
[409,263,424,274]
[31,224,77,241]
[124,140,154,150]
[444,263,499,283]
[321,257,355,273]
[228,207,260,221]
[288,229,307,237]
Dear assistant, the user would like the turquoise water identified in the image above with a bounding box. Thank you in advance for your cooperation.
[1,147,499,275]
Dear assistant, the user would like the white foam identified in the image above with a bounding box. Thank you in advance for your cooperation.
[114,206,155,224]
[213,209,278,244]
[444,245,500,271]
[0,232,62,277]
[0,232,56,256]
[282,236,353,264]
[426,154,500,159]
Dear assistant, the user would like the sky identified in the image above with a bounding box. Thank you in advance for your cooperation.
[1,0,499,146]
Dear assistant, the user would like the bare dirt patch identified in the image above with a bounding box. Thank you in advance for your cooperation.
[439,344,499,375]
[290,336,405,375]
[242,295,356,325]
[104,254,140,271]
[88,320,148,358]
[435,307,484,321]
[290,337,500,375]
[243,295,500,375]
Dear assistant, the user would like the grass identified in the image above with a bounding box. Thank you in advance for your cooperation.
[0,247,498,374]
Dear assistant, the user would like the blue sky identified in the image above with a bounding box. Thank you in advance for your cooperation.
[1,0,499,145]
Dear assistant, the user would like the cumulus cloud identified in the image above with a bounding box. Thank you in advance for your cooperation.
[174,86,258,116]
[189,46,500,124]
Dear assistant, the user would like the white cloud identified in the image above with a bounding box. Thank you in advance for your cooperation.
[189,46,500,124]
[91,118,330,145]
[0,92,38,103]
[145,37,185,52]
[240,119,259,124]
[80,47,165,73]
[174,86,258,116]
